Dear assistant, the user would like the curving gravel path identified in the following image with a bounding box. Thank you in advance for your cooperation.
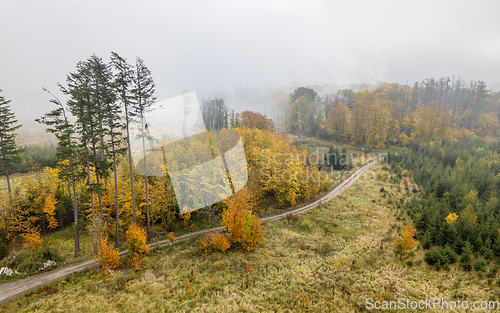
[0,161,376,305]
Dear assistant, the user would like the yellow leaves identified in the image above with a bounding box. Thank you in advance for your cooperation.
[126,223,149,272]
[237,127,324,209]
[203,188,265,254]
[96,236,121,274]
[445,212,458,224]
[398,133,410,147]
[21,227,43,249]
[211,233,231,252]
[43,195,58,230]
[464,190,478,206]
[179,211,194,230]
[241,211,265,251]
[460,204,477,226]
[222,190,250,243]
[324,102,350,141]
[393,223,419,257]
[167,232,175,244]
[200,232,231,254]
[225,189,265,251]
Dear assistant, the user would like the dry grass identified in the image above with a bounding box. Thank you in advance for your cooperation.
[2,164,498,312]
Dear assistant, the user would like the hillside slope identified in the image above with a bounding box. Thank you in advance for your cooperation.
[2,164,497,312]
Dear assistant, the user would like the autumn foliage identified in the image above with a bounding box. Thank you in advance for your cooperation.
[97,236,121,274]
[222,189,265,251]
[393,223,419,257]
[200,232,231,253]
[202,189,265,253]
[126,223,150,271]
[43,195,58,230]
[21,227,43,249]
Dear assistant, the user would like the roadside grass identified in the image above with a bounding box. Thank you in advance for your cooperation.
[0,227,96,284]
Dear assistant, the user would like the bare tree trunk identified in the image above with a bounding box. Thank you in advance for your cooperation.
[4,166,11,203]
[87,158,97,253]
[111,133,120,247]
[69,152,80,257]
[124,104,137,223]
[141,117,150,242]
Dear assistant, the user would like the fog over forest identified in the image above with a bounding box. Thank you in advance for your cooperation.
[1,0,500,140]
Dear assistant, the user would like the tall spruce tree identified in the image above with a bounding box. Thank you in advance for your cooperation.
[37,88,80,257]
[0,90,21,203]
[87,55,115,219]
[111,52,138,224]
[62,60,99,252]
[131,57,156,241]
[100,58,126,247]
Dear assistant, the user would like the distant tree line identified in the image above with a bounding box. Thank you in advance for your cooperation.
[280,78,499,148]
[201,98,274,131]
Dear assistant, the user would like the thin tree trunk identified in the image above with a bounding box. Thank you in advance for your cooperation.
[89,126,104,218]
[69,152,80,257]
[111,133,120,247]
[4,166,11,203]
[141,117,150,242]
[87,157,97,253]
[124,104,137,223]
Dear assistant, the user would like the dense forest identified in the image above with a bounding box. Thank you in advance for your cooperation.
[389,138,500,270]
[277,78,499,148]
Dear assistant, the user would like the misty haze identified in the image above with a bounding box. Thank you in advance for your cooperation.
[0,1,499,312]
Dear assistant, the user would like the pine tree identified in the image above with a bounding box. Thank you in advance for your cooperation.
[87,55,115,219]
[36,88,81,256]
[62,59,100,251]
[0,90,22,203]
[111,52,138,224]
[131,57,157,242]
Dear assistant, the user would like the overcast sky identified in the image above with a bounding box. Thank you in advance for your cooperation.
[1,0,500,137]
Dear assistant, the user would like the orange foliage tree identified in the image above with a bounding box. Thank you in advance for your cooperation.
[21,226,43,248]
[393,223,419,258]
[220,189,265,251]
[97,236,121,274]
[43,195,58,230]
[126,223,150,271]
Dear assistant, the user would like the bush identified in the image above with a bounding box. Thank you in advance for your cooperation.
[393,223,419,257]
[126,223,149,272]
[200,232,231,254]
[222,189,265,251]
[474,257,487,272]
[460,254,472,271]
[167,232,175,244]
[97,236,121,274]
[41,247,62,263]
[443,246,458,264]
[424,246,448,267]
[241,211,265,251]
[17,260,40,273]
[0,228,8,260]
[488,264,498,278]
[300,219,316,230]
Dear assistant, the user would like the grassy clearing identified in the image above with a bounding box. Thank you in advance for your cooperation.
[0,172,39,194]
[4,164,497,312]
